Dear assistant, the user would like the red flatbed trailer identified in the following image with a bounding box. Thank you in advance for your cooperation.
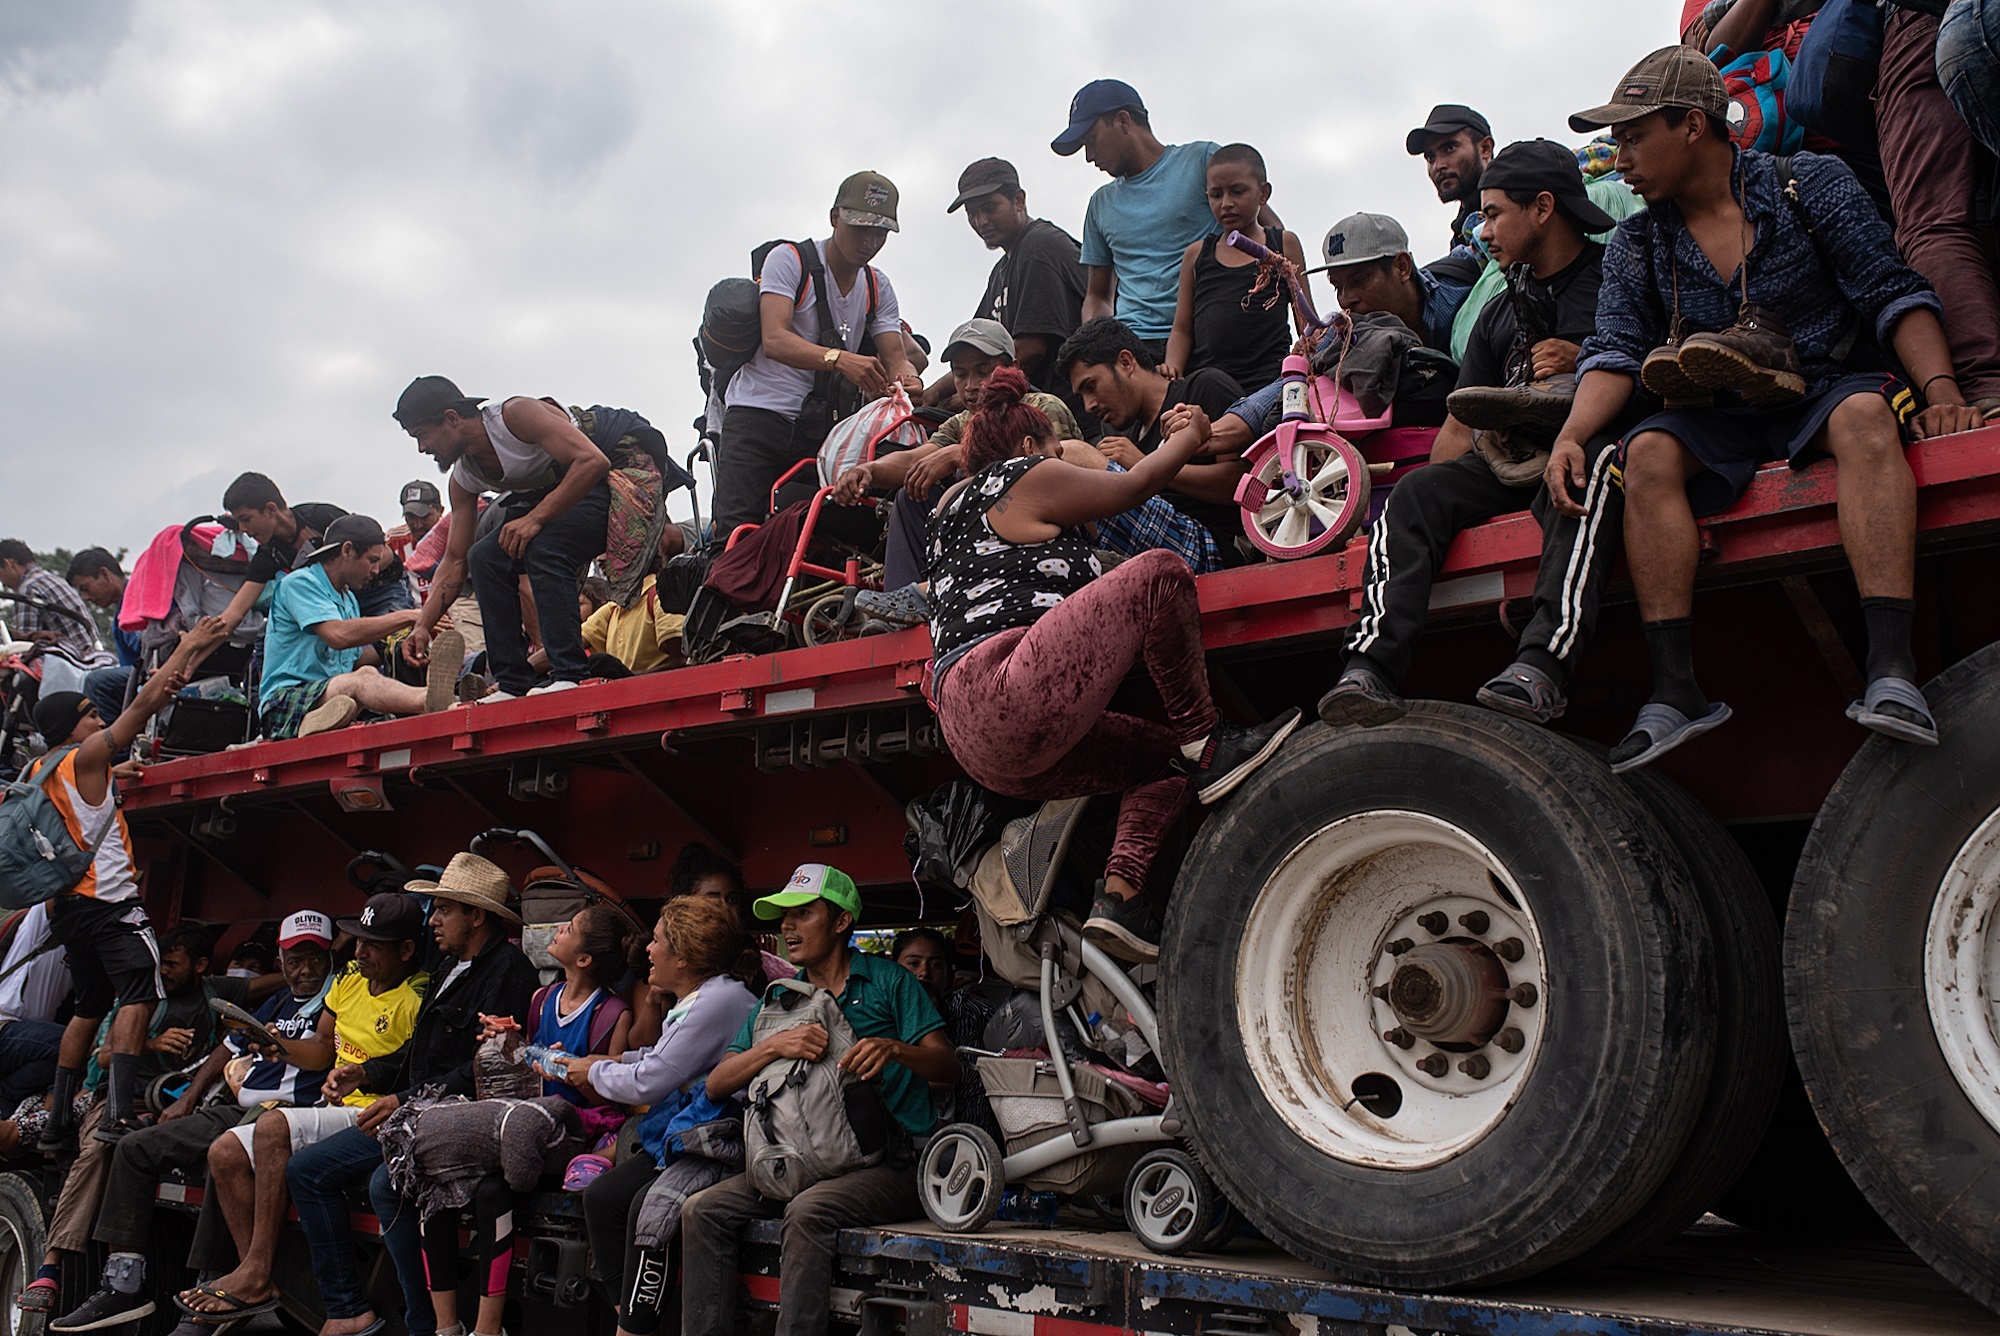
[71,428,2000,1330]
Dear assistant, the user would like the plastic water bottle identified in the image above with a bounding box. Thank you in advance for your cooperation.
[996,1189,1060,1227]
[1279,353,1313,422]
[522,1043,572,1079]
[1085,1011,1122,1056]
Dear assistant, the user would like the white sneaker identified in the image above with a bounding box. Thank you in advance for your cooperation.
[471,689,521,704]
[527,680,581,696]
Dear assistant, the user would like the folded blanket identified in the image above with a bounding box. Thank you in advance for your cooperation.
[381,1090,584,1221]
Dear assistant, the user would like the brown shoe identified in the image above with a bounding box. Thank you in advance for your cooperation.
[1447,375,1578,431]
[424,629,465,713]
[1640,343,1712,406]
[298,694,359,738]
[1676,303,1806,406]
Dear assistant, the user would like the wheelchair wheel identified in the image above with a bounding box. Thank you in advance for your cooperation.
[1236,423,1370,561]
[1125,1147,1222,1256]
[802,592,858,646]
[918,1124,1005,1234]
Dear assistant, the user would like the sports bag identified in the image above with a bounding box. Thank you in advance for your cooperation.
[1789,0,1886,151]
[741,977,892,1200]
[0,747,118,911]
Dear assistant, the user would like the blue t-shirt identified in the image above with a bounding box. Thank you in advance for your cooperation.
[536,983,614,1104]
[111,587,141,668]
[259,562,360,708]
[1080,141,1220,341]
[232,986,332,1107]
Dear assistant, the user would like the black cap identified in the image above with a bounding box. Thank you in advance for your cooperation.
[301,514,389,565]
[399,480,442,517]
[1478,139,1618,233]
[337,892,428,943]
[948,157,1022,212]
[33,692,93,747]
[1406,104,1493,155]
[394,375,481,430]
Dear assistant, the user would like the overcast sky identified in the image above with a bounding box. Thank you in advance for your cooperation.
[0,0,1664,563]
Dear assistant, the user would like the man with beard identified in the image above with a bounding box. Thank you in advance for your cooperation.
[954,158,1088,400]
[1407,104,1496,256]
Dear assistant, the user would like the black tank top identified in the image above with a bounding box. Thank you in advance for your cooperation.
[1190,226,1292,391]
[926,455,1103,678]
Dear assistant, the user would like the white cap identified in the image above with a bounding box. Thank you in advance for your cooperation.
[278,911,334,950]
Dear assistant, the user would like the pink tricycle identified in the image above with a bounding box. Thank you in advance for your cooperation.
[1222,231,1436,560]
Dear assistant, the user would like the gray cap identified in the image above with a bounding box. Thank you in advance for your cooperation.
[940,318,1015,362]
[1305,213,1411,274]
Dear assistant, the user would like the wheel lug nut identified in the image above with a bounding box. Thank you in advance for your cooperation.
[1494,1027,1525,1053]
[1458,1055,1491,1080]
[1457,911,1490,935]
[1417,912,1449,935]
[1415,1053,1449,1077]
[1370,983,1390,1000]
[1382,1028,1414,1049]
[1507,983,1539,1007]
[1494,937,1525,962]
[1385,937,1414,956]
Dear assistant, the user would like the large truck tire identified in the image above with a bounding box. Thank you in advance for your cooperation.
[0,1171,47,1336]
[1787,641,2000,1313]
[1712,1058,1887,1239]
[1571,769,1785,1263]
[1160,705,1717,1288]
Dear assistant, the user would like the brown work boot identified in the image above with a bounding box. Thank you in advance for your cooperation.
[1447,375,1578,431]
[1640,343,1712,407]
[424,628,465,713]
[1676,303,1806,406]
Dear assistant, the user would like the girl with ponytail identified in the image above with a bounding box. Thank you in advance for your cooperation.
[925,365,1301,964]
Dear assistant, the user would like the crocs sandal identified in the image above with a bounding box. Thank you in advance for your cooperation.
[1476,661,1567,724]
[1608,701,1734,775]
[172,1290,279,1321]
[1846,676,1939,746]
[19,1278,59,1315]
[1317,665,1408,729]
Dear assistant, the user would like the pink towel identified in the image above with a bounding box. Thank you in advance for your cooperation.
[121,525,191,629]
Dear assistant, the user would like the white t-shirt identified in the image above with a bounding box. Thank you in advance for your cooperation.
[0,903,72,1025]
[449,400,567,496]
[725,239,903,419]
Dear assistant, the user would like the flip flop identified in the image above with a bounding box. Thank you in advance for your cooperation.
[1609,701,1734,775]
[172,1289,279,1321]
[1476,661,1568,724]
[1846,675,1939,746]
[167,1316,249,1336]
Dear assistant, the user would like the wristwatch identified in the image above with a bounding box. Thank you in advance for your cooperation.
[822,348,841,367]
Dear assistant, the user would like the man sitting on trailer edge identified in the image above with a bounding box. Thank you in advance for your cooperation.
[681,865,956,1336]
[1559,46,1982,771]
[1319,140,1631,729]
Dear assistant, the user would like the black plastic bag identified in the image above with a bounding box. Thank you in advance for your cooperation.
[983,991,1094,1065]
[904,780,1033,888]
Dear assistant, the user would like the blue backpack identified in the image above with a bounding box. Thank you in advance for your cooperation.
[1789,0,1886,151]
[0,747,118,911]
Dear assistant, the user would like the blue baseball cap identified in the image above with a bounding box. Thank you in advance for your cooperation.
[1052,79,1146,156]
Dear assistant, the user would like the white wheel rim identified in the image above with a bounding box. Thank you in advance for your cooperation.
[923,1132,997,1227]
[1131,1161,1201,1248]
[1235,811,1548,1170]
[1250,437,1352,548]
[1924,806,2000,1134]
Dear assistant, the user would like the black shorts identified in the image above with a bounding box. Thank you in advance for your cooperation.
[47,896,163,1020]
[1621,373,1905,518]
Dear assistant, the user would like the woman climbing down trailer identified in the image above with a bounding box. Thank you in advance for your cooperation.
[923,368,1300,964]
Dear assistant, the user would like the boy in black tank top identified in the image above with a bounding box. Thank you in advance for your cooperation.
[1162,144,1306,389]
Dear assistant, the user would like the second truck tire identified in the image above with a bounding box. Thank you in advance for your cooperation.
[1161,705,1717,1288]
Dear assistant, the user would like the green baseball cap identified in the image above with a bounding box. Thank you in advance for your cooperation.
[753,863,864,921]
[834,171,900,232]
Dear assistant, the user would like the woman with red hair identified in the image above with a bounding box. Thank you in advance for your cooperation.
[925,367,1300,962]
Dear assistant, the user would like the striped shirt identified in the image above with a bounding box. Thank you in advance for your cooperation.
[8,566,102,663]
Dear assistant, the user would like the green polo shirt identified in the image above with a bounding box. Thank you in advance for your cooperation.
[729,949,945,1138]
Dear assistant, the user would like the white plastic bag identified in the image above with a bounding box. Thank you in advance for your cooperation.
[817,384,925,487]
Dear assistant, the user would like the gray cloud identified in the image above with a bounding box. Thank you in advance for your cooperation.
[0,0,1651,563]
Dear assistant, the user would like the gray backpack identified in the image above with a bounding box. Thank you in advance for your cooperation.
[742,977,893,1200]
[0,747,117,911]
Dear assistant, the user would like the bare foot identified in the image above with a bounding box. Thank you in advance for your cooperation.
[179,1267,273,1314]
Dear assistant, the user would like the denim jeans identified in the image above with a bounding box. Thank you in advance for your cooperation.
[0,1019,63,1110]
[285,1126,431,1335]
[1942,1,2000,155]
[81,666,131,727]
[466,481,610,695]
[355,574,415,618]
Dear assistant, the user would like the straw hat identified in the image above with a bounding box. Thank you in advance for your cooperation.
[407,852,521,925]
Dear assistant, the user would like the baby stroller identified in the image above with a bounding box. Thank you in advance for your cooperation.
[682,392,928,662]
[124,517,266,757]
[914,796,1244,1256]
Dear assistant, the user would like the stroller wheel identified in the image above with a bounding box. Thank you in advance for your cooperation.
[1125,1147,1223,1256]
[918,1124,1005,1234]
